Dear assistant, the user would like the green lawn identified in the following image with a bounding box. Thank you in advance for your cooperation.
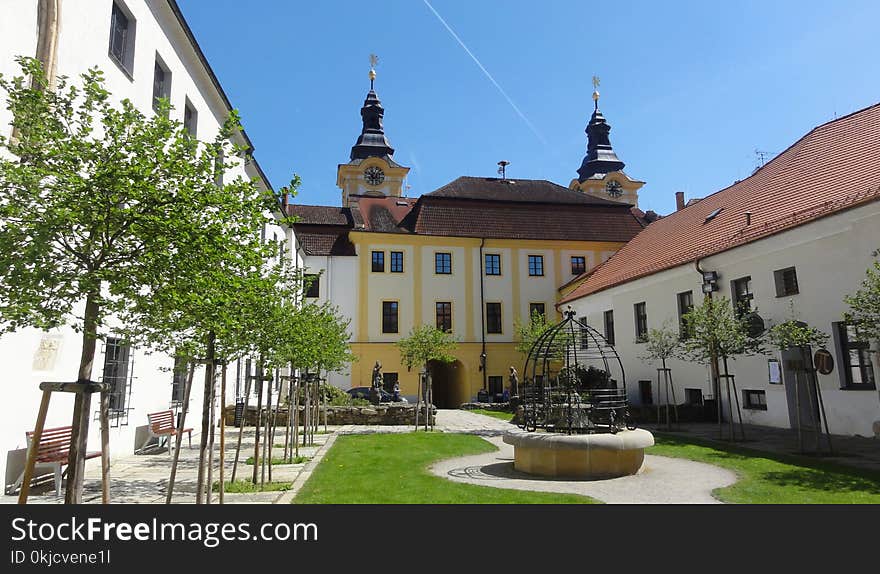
[293,433,596,504]
[246,455,310,466]
[213,479,292,493]
[468,409,515,422]
[649,434,880,504]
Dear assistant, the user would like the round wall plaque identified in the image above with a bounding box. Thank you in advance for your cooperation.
[814,349,834,375]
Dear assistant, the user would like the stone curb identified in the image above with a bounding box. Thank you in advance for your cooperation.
[274,430,341,504]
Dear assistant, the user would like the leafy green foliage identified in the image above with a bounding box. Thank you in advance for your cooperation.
[268,299,354,372]
[680,296,765,362]
[844,250,880,344]
[0,57,285,369]
[639,320,681,364]
[514,309,554,357]
[396,324,457,371]
[766,302,829,351]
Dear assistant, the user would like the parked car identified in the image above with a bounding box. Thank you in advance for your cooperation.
[346,386,408,403]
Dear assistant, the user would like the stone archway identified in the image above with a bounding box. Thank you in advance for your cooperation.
[428,359,465,409]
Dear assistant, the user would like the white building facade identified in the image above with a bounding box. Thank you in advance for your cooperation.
[563,103,880,438]
[0,0,297,490]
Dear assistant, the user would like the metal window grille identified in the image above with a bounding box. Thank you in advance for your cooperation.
[97,337,134,427]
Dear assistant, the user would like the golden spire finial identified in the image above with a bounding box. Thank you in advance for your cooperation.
[591,75,600,106]
[369,54,378,88]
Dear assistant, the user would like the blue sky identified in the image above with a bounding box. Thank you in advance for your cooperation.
[179,0,880,215]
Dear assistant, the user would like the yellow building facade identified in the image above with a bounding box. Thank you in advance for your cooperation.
[290,69,649,406]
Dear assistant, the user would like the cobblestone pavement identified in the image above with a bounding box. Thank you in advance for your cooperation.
[336,408,515,436]
[429,435,737,504]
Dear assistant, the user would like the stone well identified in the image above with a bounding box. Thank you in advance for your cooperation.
[502,428,654,479]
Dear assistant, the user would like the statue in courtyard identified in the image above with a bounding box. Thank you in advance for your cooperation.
[509,366,520,396]
[371,361,383,389]
[369,360,383,405]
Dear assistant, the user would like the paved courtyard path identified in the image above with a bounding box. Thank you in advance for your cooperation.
[6,410,748,504]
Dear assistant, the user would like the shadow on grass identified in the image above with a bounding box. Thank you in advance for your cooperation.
[651,433,880,499]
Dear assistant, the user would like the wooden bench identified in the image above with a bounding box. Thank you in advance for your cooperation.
[140,410,192,455]
[9,426,101,496]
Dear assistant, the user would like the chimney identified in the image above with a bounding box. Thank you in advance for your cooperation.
[745,211,752,226]
[675,191,685,211]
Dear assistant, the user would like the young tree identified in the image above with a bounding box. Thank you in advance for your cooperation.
[397,324,458,372]
[680,296,764,439]
[844,249,880,345]
[397,324,457,428]
[0,58,283,502]
[514,309,553,357]
[638,320,681,427]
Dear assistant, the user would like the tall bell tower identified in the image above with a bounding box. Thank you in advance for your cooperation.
[569,77,644,207]
[337,55,410,207]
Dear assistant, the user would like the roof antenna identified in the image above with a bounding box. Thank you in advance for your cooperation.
[497,160,510,180]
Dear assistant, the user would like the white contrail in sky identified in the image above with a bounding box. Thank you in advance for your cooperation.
[422,0,547,147]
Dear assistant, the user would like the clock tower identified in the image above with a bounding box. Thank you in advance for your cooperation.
[569,80,644,207]
[337,56,410,207]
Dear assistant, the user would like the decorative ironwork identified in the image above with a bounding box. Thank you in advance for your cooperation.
[519,307,634,434]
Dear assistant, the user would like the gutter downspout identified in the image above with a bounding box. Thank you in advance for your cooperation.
[694,258,723,436]
[479,238,487,392]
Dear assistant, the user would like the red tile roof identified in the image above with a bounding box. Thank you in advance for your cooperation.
[427,176,627,205]
[561,102,880,304]
[405,200,644,242]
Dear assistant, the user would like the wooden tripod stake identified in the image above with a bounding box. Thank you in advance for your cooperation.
[19,381,111,505]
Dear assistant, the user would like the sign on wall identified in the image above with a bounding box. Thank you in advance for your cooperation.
[768,359,781,384]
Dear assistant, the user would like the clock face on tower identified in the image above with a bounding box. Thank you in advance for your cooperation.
[605,180,623,198]
[364,166,385,186]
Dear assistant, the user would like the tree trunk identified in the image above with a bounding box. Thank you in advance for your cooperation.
[252,360,263,485]
[219,363,227,504]
[66,292,99,504]
[166,361,196,503]
[195,331,216,504]
[206,361,217,504]
[292,368,299,460]
[230,358,251,483]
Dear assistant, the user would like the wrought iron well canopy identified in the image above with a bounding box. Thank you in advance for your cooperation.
[519,307,634,434]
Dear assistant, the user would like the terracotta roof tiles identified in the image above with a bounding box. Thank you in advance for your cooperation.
[560,102,880,303]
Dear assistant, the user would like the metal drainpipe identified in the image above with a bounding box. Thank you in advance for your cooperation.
[694,258,723,433]
[479,238,487,392]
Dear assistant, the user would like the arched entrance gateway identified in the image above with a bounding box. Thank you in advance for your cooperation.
[427,359,466,409]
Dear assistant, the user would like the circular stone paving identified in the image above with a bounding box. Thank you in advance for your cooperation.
[429,435,737,504]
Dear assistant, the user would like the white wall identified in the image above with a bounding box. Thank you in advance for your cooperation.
[0,1,287,485]
[301,254,358,389]
[569,201,880,437]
